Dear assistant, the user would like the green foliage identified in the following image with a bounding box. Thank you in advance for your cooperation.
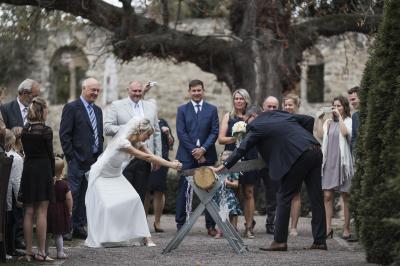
[0,4,87,86]
[0,5,39,85]
[351,0,400,263]
[148,0,230,22]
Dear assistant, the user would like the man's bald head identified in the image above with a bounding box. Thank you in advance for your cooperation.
[127,80,144,103]
[263,96,279,112]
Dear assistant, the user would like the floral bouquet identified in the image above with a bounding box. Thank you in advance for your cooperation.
[232,121,247,147]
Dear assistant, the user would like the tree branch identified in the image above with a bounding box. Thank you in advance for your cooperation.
[0,0,247,88]
[292,14,381,50]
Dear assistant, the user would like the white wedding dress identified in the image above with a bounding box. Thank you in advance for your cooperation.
[85,118,150,248]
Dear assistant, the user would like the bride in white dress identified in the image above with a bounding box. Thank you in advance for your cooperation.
[85,117,182,248]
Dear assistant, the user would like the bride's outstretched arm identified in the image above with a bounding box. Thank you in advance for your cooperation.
[121,146,182,170]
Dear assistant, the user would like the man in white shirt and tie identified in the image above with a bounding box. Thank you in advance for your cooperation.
[1,79,40,129]
[104,80,162,203]
[175,79,219,235]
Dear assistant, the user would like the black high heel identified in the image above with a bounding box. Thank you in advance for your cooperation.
[154,222,164,233]
[326,229,333,239]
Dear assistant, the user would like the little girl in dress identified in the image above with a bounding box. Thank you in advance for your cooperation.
[214,150,242,238]
[46,157,72,259]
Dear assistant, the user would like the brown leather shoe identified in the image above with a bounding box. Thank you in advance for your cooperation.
[304,243,328,250]
[259,241,288,251]
[207,228,217,237]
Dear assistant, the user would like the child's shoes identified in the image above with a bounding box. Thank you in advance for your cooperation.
[215,229,223,239]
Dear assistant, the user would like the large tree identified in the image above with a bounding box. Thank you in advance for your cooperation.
[0,0,382,102]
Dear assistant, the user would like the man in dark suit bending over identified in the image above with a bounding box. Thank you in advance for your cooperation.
[213,109,327,251]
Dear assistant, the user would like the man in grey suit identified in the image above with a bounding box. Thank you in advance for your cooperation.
[104,80,162,202]
[1,79,40,129]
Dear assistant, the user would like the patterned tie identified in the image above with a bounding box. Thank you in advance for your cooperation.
[87,104,99,151]
[195,104,201,114]
[22,107,28,124]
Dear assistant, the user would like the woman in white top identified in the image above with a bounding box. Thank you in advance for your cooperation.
[85,117,182,248]
[316,95,354,239]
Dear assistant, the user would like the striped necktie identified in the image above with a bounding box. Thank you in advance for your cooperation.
[87,104,99,151]
[22,107,28,124]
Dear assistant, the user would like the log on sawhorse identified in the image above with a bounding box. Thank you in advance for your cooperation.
[162,159,266,255]
[162,175,247,254]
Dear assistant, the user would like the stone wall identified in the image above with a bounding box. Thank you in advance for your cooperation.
[300,32,373,115]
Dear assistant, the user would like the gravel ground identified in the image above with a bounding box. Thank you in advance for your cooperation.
[8,215,374,266]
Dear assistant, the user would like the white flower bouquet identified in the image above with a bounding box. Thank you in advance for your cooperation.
[232,121,247,147]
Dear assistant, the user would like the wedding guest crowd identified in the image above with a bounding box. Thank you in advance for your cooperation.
[1,75,359,260]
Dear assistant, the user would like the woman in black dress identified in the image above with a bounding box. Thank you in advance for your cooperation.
[19,97,54,261]
[146,118,174,232]
[218,89,259,238]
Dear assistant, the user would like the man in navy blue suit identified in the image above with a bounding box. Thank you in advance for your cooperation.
[175,79,219,236]
[214,110,327,251]
[60,78,104,239]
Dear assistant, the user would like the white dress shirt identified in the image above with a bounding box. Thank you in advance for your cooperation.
[17,98,28,125]
[129,99,145,118]
[191,100,203,113]
[6,150,23,211]
[191,100,203,147]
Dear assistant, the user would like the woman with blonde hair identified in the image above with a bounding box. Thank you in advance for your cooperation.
[85,117,182,248]
[218,88,259,238]
[282,94,302,237]
[19,97,55,261]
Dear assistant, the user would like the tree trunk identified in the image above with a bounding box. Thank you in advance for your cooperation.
[229,0,298,103]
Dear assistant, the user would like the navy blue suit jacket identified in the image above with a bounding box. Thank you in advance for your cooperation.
[224,111,319,181]
[1,100,24,128]
[59,99,103,175]
[176,101,219,169]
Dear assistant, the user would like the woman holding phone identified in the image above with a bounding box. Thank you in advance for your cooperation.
[316,95,354,240]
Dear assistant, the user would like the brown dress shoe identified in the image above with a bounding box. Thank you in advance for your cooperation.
[259,241,288,251]
[304,243,328,250]
[207,228,217,237]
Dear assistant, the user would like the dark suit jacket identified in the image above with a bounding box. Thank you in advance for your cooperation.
[59,98,103,175]
[224,110,319,181]
[1,100,24,129]
[351,111,359,153]
[176,101,219,169]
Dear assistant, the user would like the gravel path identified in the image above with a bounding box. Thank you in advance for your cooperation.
[10,215,374,266]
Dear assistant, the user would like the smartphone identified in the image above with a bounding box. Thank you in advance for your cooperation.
[148,81,157,87]
[322,106,333,113]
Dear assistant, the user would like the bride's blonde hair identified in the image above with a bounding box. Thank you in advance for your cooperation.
[127,118,154,137]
